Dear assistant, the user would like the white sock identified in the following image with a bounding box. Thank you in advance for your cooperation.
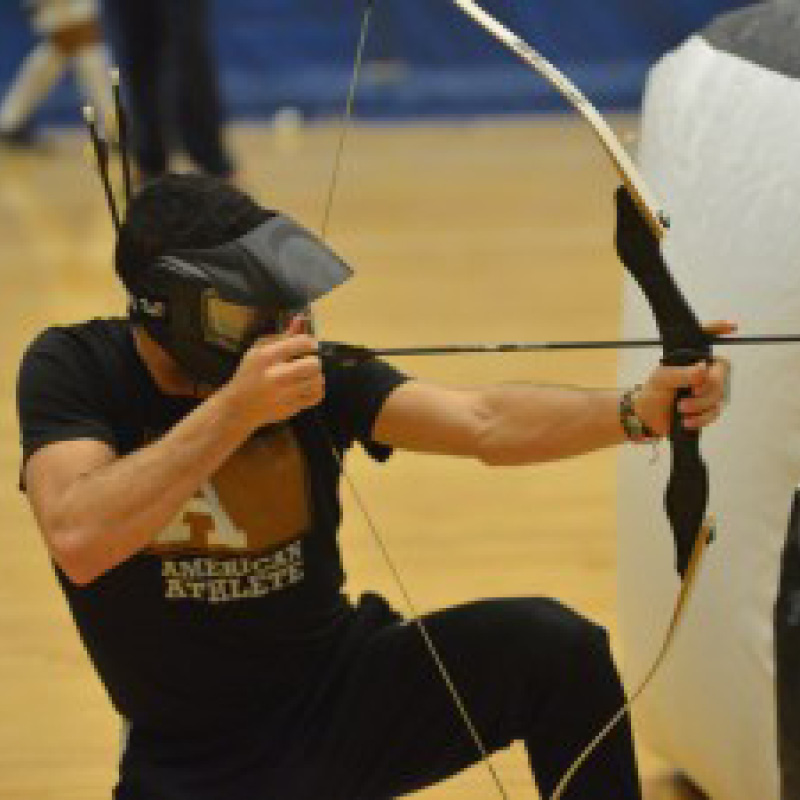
[0,41,66,132]
[72,43,115,136]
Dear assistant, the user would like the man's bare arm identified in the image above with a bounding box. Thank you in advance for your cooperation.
[25,330,323,585]
[373,359,728,466]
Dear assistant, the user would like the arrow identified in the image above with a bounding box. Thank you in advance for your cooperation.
[320,333,800,366]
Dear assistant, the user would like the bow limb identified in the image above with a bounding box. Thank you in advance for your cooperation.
[446,0,668,240]
[547,530,710,800]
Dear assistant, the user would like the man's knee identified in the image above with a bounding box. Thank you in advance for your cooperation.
[520,597,614,677]
[523,597,608,647]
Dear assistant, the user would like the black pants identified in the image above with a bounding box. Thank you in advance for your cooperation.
[102,0,233,177]
[117,595,642,800]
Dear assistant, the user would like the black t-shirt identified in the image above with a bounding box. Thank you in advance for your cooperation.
[17,318,408,739]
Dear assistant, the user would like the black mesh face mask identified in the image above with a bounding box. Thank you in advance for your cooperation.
[128,214,352,386]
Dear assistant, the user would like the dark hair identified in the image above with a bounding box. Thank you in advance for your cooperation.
[115,173,273,292]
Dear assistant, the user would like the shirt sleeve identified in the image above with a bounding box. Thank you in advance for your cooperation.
[320,356,410,462]
[17,328,120,469]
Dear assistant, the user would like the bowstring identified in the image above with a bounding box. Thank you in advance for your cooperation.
[315,3,708,794]
[313,419,511,799]
[315,2,511,797]
[319,0,374,241]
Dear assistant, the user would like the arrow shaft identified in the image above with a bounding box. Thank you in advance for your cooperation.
[342,334,800,359]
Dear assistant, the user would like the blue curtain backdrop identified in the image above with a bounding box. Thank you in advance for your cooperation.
[0,0,755,123]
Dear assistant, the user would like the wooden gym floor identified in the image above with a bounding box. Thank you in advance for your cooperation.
[0,118,706,800]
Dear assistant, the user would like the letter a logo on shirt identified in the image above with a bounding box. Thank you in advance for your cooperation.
[150,425,311,556]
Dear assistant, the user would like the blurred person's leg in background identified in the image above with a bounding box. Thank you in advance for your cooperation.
[103,0,234,181]
[166,0,233,178]
[0,0,113,146]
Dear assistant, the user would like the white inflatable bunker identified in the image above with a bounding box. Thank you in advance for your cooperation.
[618,5,800,799]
